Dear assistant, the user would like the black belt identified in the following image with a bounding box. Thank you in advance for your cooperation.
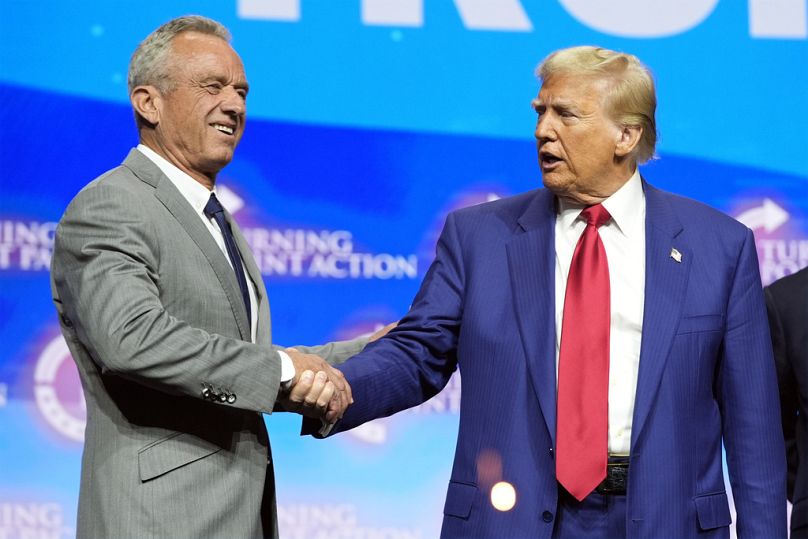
[595,458,629,495]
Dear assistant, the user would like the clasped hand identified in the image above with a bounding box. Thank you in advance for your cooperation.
[278,349,352,424]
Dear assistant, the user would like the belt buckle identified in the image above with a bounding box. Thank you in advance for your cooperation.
[595,461,628,495]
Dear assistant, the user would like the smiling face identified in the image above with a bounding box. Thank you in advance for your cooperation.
[137,31,249,188]
[533,74,636,205]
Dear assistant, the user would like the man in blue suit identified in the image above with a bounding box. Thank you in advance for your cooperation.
[312,46,786,538]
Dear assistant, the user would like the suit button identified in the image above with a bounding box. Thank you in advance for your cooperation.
[549,447,554,460]
[201,386,211,399]
[227,394,236,404]
[542,510,554,523]
[218,392,227,403]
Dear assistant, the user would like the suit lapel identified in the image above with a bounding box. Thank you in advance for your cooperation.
[506,189,558,444]
[122,150,252,341]
[630,182,692,448]
[229,215,271,346]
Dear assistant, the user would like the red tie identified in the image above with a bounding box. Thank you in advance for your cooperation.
[556,203,612,501]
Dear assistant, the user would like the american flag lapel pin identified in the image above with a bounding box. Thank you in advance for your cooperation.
[670,248,682,263]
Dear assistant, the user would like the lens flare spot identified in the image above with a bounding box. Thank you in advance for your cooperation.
[490,481,516,511]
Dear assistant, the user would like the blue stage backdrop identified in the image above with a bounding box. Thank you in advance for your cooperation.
[1,1,806,537]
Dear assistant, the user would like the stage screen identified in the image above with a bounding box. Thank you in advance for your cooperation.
[0,1,806,537]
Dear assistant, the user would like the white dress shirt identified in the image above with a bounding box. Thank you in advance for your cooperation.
[554,169,646,455]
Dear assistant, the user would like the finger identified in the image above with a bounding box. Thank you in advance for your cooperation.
[335,386,349,417]
[345,378,353,405]
[304,371,328,407]
[325,397,341,424]
[331,369,352,404]
[316,381,336,410]
[327,366,347,393]
[287,370,314,405]
[325,408,339,424]
[326,393,347,423]
[368,321,397,342]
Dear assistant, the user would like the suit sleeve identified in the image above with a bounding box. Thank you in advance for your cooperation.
[51,183,282,414]
[765,284,799,501]
[308,212,466,435]
[281,337,369,367]
[719,228,787,536]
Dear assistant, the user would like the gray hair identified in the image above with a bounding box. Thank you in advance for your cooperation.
[537,46,658,163]
[128,15,231,94]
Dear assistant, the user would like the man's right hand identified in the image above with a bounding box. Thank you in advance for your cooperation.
[278,350,352,423]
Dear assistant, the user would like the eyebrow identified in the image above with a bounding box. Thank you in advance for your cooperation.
[533,98,580,113]
[200,76,250,94]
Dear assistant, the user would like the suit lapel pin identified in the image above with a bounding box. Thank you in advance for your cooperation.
[670,248,682,263]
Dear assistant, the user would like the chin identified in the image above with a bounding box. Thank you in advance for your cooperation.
[541,173,567,193]
[199,158,234,178]
[209,150,235,166]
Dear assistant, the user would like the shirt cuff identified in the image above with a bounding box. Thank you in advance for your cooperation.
[278,350,295,391]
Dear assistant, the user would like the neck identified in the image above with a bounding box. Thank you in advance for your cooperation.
[556,166,637,206]
[139,137,216,190]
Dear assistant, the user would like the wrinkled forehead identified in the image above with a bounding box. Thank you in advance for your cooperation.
[169,31,246,77]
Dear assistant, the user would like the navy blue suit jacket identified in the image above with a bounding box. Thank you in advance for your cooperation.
[325,182,786,538]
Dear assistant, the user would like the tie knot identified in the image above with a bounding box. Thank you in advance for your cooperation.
[204,194,224,218]
[580,204,611,228]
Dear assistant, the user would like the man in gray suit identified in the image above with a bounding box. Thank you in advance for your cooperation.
[51,15,371,539]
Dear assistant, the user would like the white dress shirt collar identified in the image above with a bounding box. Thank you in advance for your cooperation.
[556,168,644,237]
[136,144,216,212]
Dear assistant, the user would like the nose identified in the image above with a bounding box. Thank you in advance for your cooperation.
[221,87,246,117]
[534,114,555,143]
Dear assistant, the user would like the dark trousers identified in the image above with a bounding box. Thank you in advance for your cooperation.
[552,487,627,539]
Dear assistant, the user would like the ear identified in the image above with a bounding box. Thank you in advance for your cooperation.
[131,85,162,126]
[614,125,642,158]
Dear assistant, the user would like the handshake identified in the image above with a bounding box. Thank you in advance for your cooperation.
[278,348,353,425]
[276,322,396,425]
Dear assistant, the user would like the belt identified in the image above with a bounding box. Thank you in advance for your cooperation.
[595,458,629,495]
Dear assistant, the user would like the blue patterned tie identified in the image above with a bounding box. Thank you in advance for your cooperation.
[204,193,252,329]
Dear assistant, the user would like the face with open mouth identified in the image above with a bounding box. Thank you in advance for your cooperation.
[150,31,249,188]
[532,74,630,204]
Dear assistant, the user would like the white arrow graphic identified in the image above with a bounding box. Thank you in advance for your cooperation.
[349,421,387,445]
[216,185,245,215]
[735,198,789,232]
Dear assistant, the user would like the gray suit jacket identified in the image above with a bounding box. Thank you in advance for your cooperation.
[51,149,365,539]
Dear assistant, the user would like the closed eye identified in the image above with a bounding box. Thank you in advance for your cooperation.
[205,82,223,94]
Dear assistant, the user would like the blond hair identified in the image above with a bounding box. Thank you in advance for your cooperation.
[537,46,657,163]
